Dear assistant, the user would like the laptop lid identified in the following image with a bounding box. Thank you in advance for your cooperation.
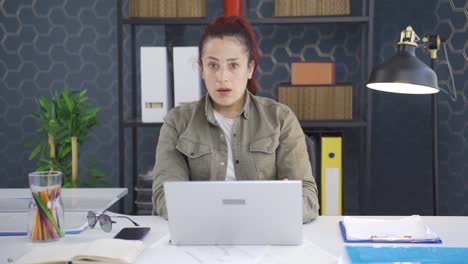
[164,180,302,245]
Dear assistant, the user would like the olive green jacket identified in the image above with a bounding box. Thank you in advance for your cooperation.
[152,92,319,223]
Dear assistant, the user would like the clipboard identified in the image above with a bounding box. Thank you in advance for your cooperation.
[339,221,442,243]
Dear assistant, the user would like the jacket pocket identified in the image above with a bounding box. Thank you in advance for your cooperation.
[249,135,279,179]
[176,138,211,180]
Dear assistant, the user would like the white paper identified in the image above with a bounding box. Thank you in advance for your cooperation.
[142,235,265,264]
[257,240,338,264]
[139,235,337,264]
[343,215,439,240]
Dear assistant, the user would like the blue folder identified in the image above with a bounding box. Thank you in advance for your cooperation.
[346,246,468,264]
[339,221,442,243]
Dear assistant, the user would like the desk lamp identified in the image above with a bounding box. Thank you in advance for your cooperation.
[366,26,456,216]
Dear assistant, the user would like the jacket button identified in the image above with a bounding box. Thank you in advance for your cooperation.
[220,162,225,166]
[190,152,194,156]
[236,160,239,164]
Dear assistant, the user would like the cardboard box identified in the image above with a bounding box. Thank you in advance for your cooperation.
[291,62,335,85]
[278,84,352,120]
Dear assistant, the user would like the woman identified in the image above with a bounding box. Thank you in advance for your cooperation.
[152,16,319,223]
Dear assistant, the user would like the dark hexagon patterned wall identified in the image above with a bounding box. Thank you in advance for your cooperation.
[372,0,467,215]
[1,0,466,215]
[0,0,119,187]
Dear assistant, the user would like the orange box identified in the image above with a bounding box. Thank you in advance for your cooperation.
[291,62,335,85]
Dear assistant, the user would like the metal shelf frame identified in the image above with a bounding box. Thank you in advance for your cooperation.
[117,0,374,214]
[122,16,369,25]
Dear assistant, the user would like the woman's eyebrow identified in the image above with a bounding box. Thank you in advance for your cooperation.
[206,56,240,61]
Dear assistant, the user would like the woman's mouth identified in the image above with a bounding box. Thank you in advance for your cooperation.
[216,88,232,96]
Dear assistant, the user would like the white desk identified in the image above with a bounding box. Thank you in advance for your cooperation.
[0,188,128,212]
[0,188,128,236]
[1,215,468,263]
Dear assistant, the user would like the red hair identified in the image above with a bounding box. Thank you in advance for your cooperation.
[198,16,259,95]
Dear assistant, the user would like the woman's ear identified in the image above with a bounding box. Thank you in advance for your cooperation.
[248,60,254,79]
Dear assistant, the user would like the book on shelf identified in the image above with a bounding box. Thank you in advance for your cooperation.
[129,0,176,18]
[177,0,206,18]
[129,0,206,18]
[278,84,352,121]
[274,0,350,17]
[16,238,145,263]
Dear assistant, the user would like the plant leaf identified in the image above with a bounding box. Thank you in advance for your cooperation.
[62,90,73,112]
[28,144,42,160]
[38,97,49,113]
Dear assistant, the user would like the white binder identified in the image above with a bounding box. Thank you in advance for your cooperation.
[173,47,202,107]
[140,47,170,123]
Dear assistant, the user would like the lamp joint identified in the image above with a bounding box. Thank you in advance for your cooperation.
[397,26,418,47]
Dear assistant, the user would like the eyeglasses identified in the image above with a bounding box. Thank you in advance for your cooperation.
[87,211,140,232]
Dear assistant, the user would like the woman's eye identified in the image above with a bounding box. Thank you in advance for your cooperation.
[208,63,218,70]
[230,63,239,69]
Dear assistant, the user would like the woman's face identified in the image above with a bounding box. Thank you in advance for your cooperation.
[201,36,254,113]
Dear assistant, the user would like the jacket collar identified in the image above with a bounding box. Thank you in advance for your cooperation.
[205,90,251,124]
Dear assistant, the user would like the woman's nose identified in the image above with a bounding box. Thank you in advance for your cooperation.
[216,67,229,83]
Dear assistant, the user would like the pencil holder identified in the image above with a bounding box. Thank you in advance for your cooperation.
[27,171,65,242]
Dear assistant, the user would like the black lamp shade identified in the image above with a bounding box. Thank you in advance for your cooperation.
[367,45,439,94]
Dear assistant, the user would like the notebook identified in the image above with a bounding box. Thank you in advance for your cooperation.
[16,238,144,264]
[164,180,303,245]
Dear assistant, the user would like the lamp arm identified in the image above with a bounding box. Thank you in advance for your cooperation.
[442,42,457,102]
[421,35,444,59]
[419,35,457,102]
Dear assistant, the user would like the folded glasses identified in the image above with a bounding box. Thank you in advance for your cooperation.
[87,211,140,232]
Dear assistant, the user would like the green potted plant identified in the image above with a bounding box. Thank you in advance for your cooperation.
[28,88,106,187]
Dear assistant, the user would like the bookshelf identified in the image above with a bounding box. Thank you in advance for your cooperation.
[116,0,374,214]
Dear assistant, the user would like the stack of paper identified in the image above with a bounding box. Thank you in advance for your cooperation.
[340,215,441,243]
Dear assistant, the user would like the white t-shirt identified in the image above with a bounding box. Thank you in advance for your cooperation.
[213,111,236,181]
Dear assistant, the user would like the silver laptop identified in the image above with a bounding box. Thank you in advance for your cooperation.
[164,180,302,245]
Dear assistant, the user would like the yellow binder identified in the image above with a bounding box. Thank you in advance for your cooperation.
[320,136,342,215]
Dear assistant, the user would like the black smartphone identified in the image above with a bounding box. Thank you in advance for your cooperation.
[114,227,151,240]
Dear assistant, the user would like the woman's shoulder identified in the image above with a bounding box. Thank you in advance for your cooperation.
[165,97,204,123]
[251,94,294,117]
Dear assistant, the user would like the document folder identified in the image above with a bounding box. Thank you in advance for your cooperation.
[140,47,170,123]
[339,216,442,244]
[320,136,342,215]
[346,246,466,263]
[173,47,202,107]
